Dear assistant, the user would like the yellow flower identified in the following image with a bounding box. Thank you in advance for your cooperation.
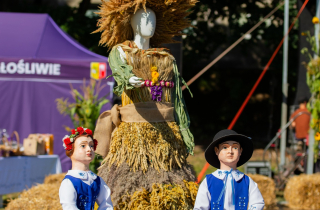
[315,132,320,141]
[150,66,158,72]
[301,32,306,36]
[312,17,319,24]
[151,71,159,78]
[152,77,158,84]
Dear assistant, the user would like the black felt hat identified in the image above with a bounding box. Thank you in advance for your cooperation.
[205,129,253,168]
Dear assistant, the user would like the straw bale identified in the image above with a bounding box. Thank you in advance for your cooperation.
[284,173,320,209]
[247,174,277,209]
[44,173,67,184]
[5,183,61,210]
[98,162,196,208]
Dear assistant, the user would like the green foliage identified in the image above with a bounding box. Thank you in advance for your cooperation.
[56,79,109,131]
[56,79,109,173]
[302,25,320,160]
[182,0,299,145]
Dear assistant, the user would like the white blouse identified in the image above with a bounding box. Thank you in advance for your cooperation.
[194,170,264,210]
[59,170,113,210]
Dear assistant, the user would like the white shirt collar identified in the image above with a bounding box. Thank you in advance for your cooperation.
[212,169,244,182]
[66,170,97,180]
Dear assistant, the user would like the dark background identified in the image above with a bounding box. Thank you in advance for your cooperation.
[0,0,317,149]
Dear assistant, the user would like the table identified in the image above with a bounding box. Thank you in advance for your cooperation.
[0,155,62,207]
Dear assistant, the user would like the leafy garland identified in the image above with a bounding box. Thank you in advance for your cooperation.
[302,17,320,160]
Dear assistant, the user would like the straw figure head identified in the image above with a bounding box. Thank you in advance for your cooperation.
[94,0,197,50]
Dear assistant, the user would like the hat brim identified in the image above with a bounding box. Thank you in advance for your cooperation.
[205,134,253,169]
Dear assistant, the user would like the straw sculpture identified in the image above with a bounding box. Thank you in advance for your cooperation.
[284,174,320,209]
[94,0,199,207]
[94,0,197,50]
[247,174,277,209]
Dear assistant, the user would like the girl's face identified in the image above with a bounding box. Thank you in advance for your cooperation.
[71,136,95,164]
[215,140,242,168]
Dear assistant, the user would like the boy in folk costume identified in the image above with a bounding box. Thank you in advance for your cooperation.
[59,127,113,210]
[194,129,264,210]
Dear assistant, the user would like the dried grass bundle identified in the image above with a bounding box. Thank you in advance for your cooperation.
[102,121,187,172]
[44,173,67,184]
[284,174,320,209]
[247,174,277,209]
[94,0,197,50]
[114,181,198,210]
[5,183,61,210]
[98,162,196,207]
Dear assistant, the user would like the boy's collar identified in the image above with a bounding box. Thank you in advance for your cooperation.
[66,170,97,180]
[212,169,244,182]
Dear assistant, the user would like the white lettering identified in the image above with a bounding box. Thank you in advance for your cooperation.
[35,63,49,75]
[25,62,34,74]
[53,64,61,75]
[31,63,36,74]
[49,64,53,75]
[0,62,61,76]
[0,62,6,74]
[6,62,17,74]
[17,59,25,74]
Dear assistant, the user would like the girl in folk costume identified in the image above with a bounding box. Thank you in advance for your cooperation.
[93,0,199,209]
[59,127,113,210]
[194,129,265,210]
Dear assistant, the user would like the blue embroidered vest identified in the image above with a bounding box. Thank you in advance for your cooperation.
[64,175,101,210]
[206,174,249,210]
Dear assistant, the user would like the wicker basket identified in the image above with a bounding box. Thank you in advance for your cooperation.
[0,131,22,157]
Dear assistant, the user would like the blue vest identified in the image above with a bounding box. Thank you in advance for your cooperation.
[206,174,249,210]
[64,175,101,210]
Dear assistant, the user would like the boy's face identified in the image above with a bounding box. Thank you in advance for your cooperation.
[71,136,95,164]
[214,140,242,168]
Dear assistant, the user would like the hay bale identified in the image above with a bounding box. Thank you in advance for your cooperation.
[5,183,61,210]
[247,174,277,209]
[44,173,66,184]
[284,174,320,209]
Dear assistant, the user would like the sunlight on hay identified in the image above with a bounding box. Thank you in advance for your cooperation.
[284,174,320,209]
[5,183,62,210]
[247,174,277,209]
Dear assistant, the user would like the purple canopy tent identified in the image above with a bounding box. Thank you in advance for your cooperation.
[0,12,113,171]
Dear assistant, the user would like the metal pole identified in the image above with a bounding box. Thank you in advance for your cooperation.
[307,128,315,174]
[307,0,320,174]
[280,0,289,170]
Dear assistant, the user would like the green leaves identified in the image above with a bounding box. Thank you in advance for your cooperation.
[55,79,110,131]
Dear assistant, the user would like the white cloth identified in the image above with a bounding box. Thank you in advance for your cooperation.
[0,155,61,195]
[194,169,264,210]
[59,170,113,210]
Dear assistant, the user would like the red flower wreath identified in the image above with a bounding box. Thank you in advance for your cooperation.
[93,139,98,151]
[62,127,97,151]
[63,137,73,151]
[85,128,93,136]
[77,127,84,135]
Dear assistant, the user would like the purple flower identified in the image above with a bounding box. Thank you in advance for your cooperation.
[150,86,162,101]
